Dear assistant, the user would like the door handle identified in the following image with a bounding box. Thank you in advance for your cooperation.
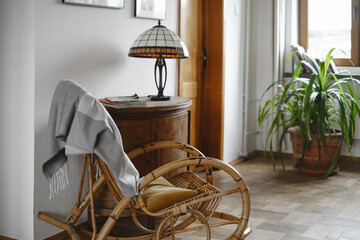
[201,48,208,72]
[353,6,358,21]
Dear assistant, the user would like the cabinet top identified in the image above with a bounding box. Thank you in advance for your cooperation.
[103,96,192,113]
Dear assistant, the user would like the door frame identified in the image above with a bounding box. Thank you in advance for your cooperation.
[178,0,224,159]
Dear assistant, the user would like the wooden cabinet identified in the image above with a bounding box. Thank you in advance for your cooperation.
[104,96,192,176]
[93,97,191,215]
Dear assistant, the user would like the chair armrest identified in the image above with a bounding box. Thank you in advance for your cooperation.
[127,141,205,160]
[139,157,244,191]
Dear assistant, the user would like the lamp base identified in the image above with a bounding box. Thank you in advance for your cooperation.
[149,94,170,101]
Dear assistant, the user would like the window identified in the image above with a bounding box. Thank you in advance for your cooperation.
[299,0,359,66]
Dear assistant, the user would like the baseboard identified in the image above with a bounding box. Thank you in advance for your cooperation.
[227,157,245,166]
[257,150,294,159]
[247,150,258,159]
[256,150,360,162]
[338,154,360,161]
[228,150,258,166]
[0,235,17,240]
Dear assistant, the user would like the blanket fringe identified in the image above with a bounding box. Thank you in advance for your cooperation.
[48,156,102,199]
[49,161,69,199]
[92,155,101,179]
[95,159,101,179]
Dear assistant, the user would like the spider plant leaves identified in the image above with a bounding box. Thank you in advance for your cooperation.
[269,140,276,170]
[278,122,293,170]
[293,61,303,78]
[303,75,316,139]
[301,60,318,75]
[258,48,360,177]
[322,142,343,178]
[318,48,335,88]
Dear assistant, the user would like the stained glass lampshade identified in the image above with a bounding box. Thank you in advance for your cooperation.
[128,20,189,101]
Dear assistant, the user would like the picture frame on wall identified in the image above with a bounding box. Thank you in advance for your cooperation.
[63,0,124,9]
[135,0,166,20]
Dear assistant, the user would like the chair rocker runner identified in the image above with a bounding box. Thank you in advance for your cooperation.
[39,141,251,239]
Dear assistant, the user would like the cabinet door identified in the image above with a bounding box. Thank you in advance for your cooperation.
[156,113,189,169]
[115,119,154,176]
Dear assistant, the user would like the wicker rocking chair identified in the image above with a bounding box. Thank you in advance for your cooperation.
[38,141,251,239]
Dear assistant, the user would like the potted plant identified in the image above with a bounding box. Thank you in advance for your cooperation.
[258,48,360,177]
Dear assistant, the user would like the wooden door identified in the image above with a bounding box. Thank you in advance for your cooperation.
[179,0,224,159]
[178,0,203,149]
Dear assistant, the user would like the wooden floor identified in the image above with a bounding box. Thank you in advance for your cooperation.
[238,155,360,240]
[68,155,360,240]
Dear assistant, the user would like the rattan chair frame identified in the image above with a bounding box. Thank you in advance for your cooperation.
[38,141,251,240]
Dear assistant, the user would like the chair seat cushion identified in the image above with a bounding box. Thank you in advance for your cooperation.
[141,176,198,212]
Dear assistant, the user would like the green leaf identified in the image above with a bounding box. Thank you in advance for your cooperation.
[257,48,360,177]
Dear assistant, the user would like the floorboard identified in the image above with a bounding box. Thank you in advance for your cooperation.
[238,155,360,240]
[65,155,360,240]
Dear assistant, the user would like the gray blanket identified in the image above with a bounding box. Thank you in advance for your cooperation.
[43,80,141,199]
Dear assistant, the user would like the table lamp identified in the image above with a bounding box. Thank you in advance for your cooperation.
[128,20,189,101]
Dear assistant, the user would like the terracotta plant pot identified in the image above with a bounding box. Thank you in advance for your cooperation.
[289,127,342,176]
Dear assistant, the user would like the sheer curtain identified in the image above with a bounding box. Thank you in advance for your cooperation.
[271,0,286,151]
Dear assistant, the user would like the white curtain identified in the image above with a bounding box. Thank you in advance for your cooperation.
[273,0,286,79]
[271,0,286,151]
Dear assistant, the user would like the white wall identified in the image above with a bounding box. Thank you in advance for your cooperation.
[223,0,277,161]
[34,0,179,238]
[223,0,247,162]
[0,0,35,239]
